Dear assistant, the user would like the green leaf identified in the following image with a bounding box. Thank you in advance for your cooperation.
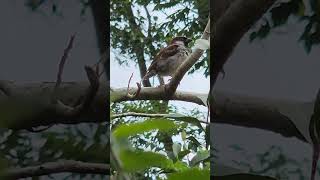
[119,150,174,172]
[172,161,189,171]
[153,16,158,21]
[113,119,177,138]
[296,0,305,16]
[181,131,187,141]
[167,168,210,180]
[178,150,190,160]
[190,150,210,166]
[172,143,181,158]
[270,2,293,27]
[163,113,204,131]
[249,32,257,42]
[153,1,181,10]
[187,136,202,148]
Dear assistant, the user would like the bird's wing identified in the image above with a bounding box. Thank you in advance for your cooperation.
[147,44,179,72]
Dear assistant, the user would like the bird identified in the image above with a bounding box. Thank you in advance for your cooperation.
[142,36,192,83]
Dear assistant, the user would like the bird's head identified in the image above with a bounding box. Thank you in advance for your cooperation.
[170,36,192,46]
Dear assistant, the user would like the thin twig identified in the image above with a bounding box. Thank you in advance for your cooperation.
[127,73,134,93]
[126,73,142,98]
[54,34,76,91]
[92,51,108,78]
[111,112,209,124]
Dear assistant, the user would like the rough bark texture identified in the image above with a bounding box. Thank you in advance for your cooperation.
[0,81,108,130]
[212,91,308,142]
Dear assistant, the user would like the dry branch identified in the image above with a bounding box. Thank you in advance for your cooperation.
[54,34,76,91]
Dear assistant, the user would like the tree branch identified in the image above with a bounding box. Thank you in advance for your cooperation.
[54,34,76,91]
[125,3,151,87]
[1,160,109,179]
[90,0,108,55]
[112,87,206,106]
[0,80,14,96]
[0,79,311,143]
[212,91,308,142]
[54,66,100,117]
[111,112,209,124]
[0,81,108,130]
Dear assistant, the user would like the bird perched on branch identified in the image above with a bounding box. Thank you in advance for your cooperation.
[142,36,192,83]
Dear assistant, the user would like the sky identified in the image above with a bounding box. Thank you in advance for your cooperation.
[0,0,99,82]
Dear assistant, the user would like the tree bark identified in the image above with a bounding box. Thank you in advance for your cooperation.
[90,0,108,55]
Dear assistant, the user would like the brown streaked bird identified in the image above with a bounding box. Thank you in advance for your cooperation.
[143,36,192,83]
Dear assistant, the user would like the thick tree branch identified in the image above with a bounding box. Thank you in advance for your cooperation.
[54,66,100,117]
[90,0,108,55]
[212,91,308,142]
[0,81,108,130]
[112,87,206,106]
[0,80,310,143]
[1,160,109,179]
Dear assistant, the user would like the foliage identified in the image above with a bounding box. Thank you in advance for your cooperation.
[110,99,209,179]
[110,0,211,178]
[250,0,320,53]
[215,145,308,180]
[24,0,91,17]
[110,0,210,77]
[0,123,109,179]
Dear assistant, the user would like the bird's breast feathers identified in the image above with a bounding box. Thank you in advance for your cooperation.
[155,45,190,76]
